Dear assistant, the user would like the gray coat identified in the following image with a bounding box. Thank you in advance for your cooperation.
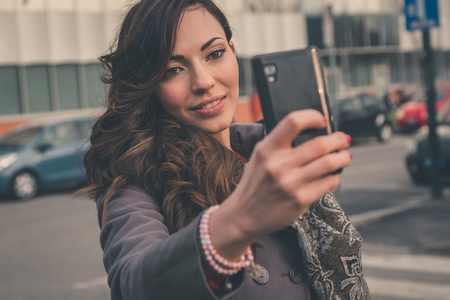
[96,123,371,300]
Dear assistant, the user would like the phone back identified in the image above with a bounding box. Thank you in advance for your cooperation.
[252,47,335,146]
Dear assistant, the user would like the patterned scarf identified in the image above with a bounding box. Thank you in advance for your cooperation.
[291,193,372,300]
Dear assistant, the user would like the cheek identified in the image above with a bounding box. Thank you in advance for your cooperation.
[157,86,187,111]
[228,60,240,85]
[219,60,239,91]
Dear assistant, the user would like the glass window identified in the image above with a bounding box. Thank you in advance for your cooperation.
[0,126,43,149]
[56,64,81,110]
[361,95,380,111]
[318,14,398,49]
[76,118,94,140]
[435,51,448,82]
[384,15,399,46]
[25,65,52,113]
[347,56,360,87]
[85,63,107,108]
[350,15,364,47]
[237,58,255,97]
[338,98,362,114]
[334,16,348,48]
[306,16,324,49]
[404,53,421,83]
[339,55,352,89]
[389,54,401,84]
[42,122,79,148]
[366,15,381,46]
[356,56,371,87]
[0,66,21,115]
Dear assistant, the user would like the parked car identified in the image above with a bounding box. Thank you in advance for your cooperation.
[336,93,394,143]
[0,115,95,200]
[395,84,450,133]
[405,100,450,184]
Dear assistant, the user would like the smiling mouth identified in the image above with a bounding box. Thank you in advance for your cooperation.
[201,99,221,109]
[192,96,226,111]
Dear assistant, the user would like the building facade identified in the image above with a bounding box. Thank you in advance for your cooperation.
[0,0,449,122]
[0,0,129,121]
[221,0,450,97]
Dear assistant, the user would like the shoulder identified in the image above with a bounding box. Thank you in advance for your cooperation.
[95,182,163,228]
[96,182,155,207]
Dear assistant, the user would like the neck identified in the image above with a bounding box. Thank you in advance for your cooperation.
[210,127,231,150]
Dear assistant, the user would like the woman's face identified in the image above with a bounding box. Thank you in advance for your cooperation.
[156,6,239,147]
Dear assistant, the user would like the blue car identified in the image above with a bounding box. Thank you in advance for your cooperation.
[0,115,95,200]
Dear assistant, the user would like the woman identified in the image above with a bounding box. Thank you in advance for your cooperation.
[80,0,371,299]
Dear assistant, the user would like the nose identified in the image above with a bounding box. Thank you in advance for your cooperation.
[191,64,215,94]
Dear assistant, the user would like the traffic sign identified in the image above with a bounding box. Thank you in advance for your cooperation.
[405,0,440,31]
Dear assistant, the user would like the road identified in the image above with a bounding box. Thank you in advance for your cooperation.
[1,134,449,299]
[0,192,108,300]
[337,134,430,216]
[338,135,450,300]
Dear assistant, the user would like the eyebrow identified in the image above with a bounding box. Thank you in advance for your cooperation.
[170,37,224,61]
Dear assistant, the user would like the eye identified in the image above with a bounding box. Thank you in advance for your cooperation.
[164,67,183,78]
[207,48,226,61]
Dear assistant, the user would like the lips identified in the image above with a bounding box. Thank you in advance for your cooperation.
[191,95,225,111]
[191,95,227,116]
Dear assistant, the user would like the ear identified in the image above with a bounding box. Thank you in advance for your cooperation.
[229,41,236,55]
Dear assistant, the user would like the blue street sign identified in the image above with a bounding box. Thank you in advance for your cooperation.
[405,0,440,31]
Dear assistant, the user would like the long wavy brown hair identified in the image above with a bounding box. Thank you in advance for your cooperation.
[78,0,244,233]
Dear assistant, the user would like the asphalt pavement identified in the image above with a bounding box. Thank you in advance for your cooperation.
[336,187,450,256]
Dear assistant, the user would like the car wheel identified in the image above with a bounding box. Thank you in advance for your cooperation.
[11,171,39,200]
[377,123,394,143]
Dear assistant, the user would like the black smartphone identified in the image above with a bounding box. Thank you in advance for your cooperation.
[251,46,335,146]
[252,46,342,174]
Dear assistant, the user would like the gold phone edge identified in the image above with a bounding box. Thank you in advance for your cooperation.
[311,48,332,135]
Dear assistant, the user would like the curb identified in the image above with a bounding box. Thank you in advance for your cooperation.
[348,195,429,228]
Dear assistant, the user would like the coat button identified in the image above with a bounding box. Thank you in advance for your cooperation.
[252,265,269,284]
[289,267,304,284]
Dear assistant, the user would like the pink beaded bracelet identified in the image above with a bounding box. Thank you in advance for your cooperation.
[199,205,254,276]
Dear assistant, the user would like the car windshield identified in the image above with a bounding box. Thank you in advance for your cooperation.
[338,98,362,113]
[0,126,43,150]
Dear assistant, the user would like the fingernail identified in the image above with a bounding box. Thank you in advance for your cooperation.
[323,116,327,124]
[349,152,353,159]
[346,134,352,145]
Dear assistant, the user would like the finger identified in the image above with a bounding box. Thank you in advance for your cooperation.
[280,150,351,191]
[263,109,326,150]
[295,174,341,211]
[297,150,352,182]
[290,131,351,167]
[262,131,350,174]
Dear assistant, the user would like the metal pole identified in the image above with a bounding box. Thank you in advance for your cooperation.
[422,29,442,199]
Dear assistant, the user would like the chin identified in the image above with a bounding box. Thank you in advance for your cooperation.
[198,114,234,133]
[201,123,230,135]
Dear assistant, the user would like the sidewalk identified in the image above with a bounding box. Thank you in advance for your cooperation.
[345,190,450,256]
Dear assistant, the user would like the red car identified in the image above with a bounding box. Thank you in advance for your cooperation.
[395,84,450,132]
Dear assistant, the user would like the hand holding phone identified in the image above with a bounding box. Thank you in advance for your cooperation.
[251,47,335,146]
[252,46,342,173]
